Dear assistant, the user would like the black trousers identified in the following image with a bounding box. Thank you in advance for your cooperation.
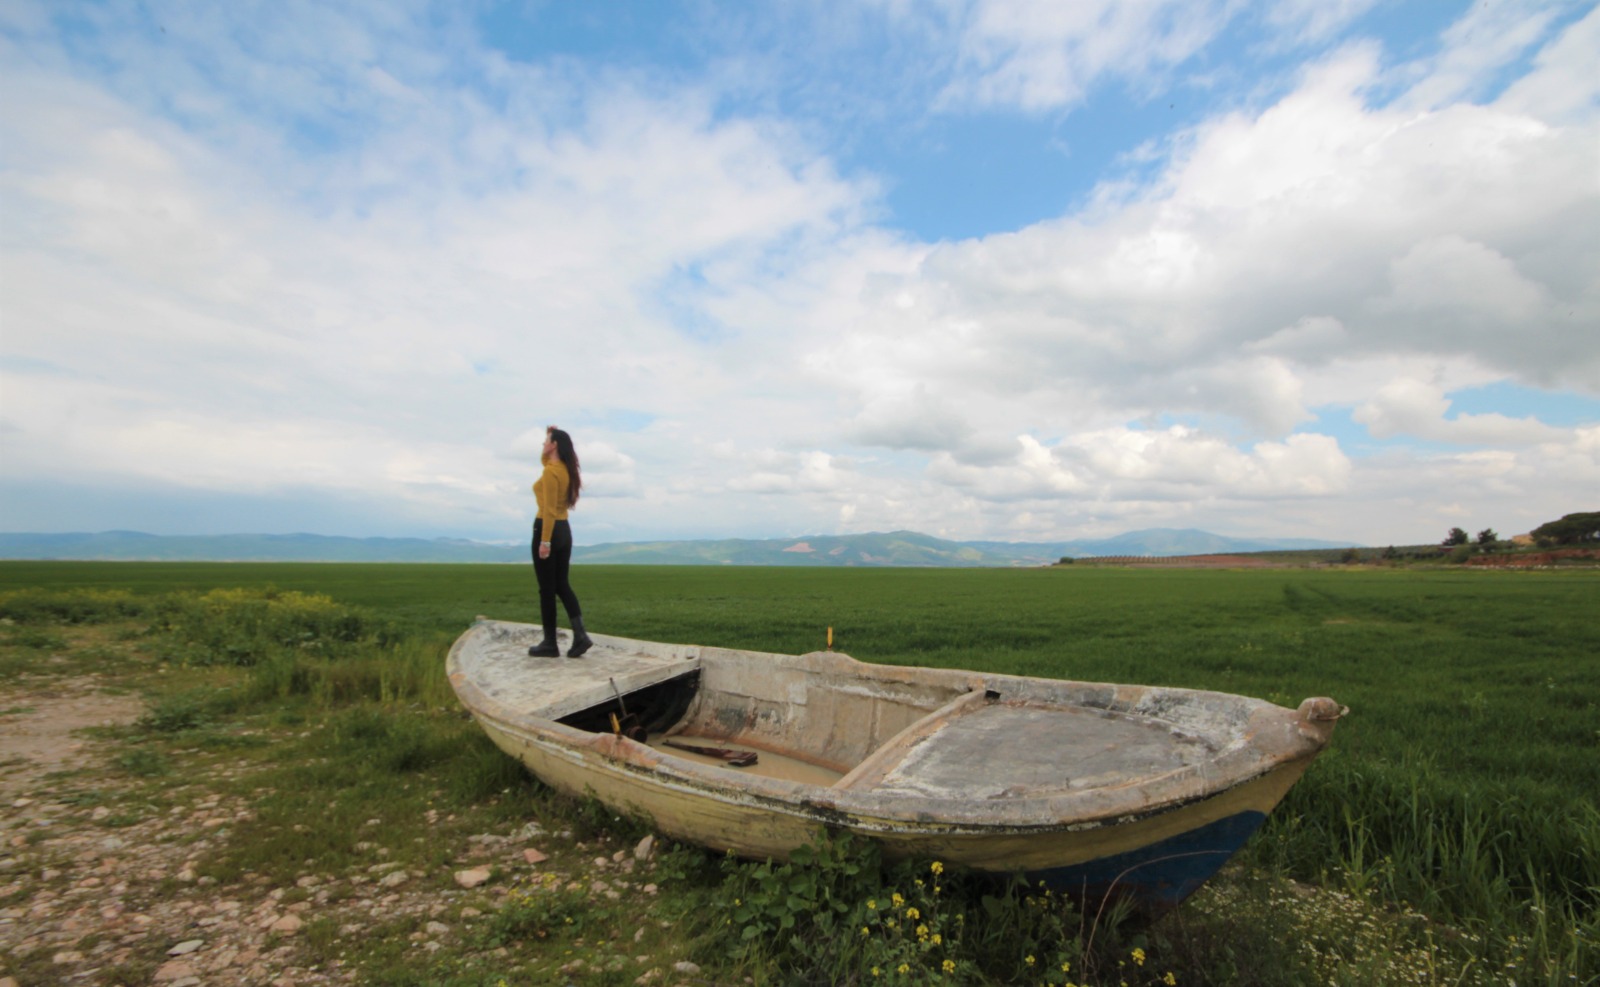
[532,519,581,632]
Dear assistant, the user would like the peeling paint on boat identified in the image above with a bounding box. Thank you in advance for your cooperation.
[447,618,1345,910]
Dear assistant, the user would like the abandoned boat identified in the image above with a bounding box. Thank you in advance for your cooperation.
[447,618,1345,910]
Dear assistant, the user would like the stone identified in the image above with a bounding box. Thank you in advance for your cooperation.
[378,870,409,888]
[453,867,491,888]
[167,939,204,956]
[522,847,548,864]
[152,958,198,983]
[673,961,702,975]
[271,914,304,934]
[52,950,86,964]
[424,920,449,935]
[634,835,655,861]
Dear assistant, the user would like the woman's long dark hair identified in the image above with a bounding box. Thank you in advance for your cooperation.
[548,427,581,507]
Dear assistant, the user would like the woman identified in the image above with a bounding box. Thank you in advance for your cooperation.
[528,425,592,658]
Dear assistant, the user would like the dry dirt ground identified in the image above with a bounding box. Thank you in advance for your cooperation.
[0,677,289,987]
[0,672,695,987]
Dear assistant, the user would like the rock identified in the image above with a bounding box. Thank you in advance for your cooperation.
[634,835,655,861]
[91,806,111,821]
[271,914,304,934]
[673,961,702,975]
[378,870,409,888]
[52,950,86,963]
[522,847,548,864]
[454,867,491,888]
[167,939,204,955]
[152,958,198,983]
[424,920,449,935]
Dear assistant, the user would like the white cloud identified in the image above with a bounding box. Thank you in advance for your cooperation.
[1353,377,1566,446]
[1,0,1596,550]
[942,0,1234,110]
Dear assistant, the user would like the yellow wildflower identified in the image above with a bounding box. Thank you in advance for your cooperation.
[1132,947,1146,966]
[861,926,870,936]
[893,893,905,907]
[871,967,881,978]
[943,960,956,974]
[906,906,920,920]
[868,899,878,910]
[917,924,929,939]
[931,861,945,875]
[1025,955,1036,966]
[898,964,910,975]
[932,933,942,945]
[1163,974,1178,986]
[1061,961,1071,973]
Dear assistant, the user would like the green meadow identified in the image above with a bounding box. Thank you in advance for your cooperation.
[1,561,1595,985]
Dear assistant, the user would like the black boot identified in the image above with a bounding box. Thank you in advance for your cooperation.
[528,627,560,657]
[567,616,593,658]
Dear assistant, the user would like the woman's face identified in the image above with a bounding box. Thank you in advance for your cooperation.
[543,431,556,458]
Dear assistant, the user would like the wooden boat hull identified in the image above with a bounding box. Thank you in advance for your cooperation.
[449,619,1343,910]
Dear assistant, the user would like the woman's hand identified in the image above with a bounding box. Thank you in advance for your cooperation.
[539,542,551,559]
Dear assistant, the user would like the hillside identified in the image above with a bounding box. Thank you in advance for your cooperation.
[0,528,1354,566]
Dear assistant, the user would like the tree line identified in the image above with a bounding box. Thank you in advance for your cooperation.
[1442,511,1599,550]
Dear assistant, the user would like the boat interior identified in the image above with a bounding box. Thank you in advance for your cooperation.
[550,647,1226,798]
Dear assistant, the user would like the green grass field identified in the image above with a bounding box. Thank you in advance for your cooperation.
[2,561,1596,984]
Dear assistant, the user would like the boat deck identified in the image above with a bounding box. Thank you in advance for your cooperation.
[853,700,1219,800]
[453,621,700,723]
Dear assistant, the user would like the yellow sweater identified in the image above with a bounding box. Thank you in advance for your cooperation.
[532,456,571,543]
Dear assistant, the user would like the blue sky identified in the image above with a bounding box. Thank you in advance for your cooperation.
[1,0,1596,548]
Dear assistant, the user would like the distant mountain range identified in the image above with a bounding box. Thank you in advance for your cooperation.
[0,528,1354,566]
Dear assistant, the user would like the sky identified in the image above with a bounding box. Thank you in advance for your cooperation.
[1,0,1597,549]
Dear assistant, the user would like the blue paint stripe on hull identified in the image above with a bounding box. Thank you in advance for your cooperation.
[1027,811,1268,909]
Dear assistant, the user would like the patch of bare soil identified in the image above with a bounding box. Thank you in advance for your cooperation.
[1465,548,1600,567]
[0,680,329,987]
[0,685,145,794]
[0,677,680,987]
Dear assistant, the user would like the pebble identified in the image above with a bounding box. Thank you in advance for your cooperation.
[454,867,491,888]
[379,870,409,888]
[168,938,204,955]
